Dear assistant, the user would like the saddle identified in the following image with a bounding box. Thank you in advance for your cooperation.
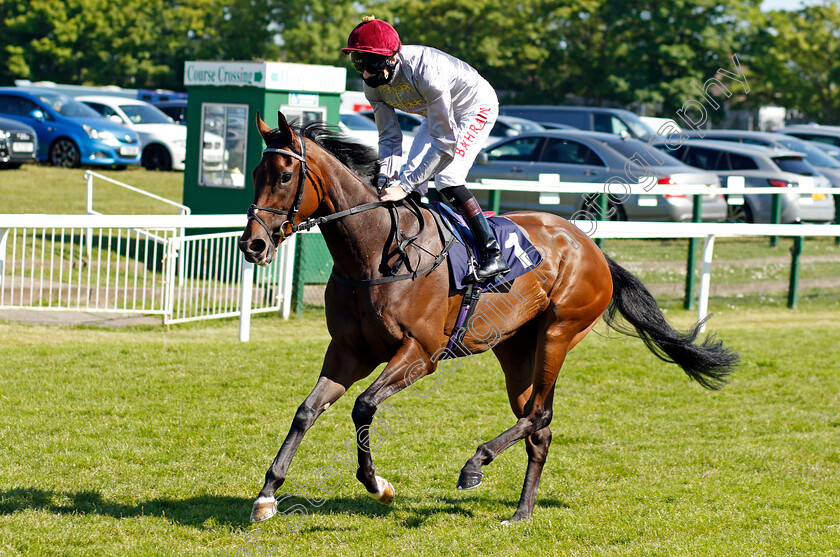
[330,197,543,359]
[425,201,543,359]
[426,201,542,290]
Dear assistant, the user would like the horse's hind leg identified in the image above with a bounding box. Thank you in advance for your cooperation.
[509,426,553,523]
[488,327,555,522]
[459,315,597,521]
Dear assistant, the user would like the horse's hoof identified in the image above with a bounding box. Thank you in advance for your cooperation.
[456,470,483,490]
[250,496,278,522]
[367,475,395,505]
[501,512,530,525]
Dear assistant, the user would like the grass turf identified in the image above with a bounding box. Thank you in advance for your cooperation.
[1,304,839,556]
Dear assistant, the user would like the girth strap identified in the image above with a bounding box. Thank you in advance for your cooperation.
[440,283,483,359]
[387,196,426,276]
[330,236,456,287]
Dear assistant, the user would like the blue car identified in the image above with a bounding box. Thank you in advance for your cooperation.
[0,88,141,168]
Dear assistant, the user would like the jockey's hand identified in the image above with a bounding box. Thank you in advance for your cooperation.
[380,185,409,202]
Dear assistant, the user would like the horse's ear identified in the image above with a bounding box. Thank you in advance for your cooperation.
[256,110,272,142]
[276,111,294,145]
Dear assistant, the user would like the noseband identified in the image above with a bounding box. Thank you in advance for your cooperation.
[246,129,386,251]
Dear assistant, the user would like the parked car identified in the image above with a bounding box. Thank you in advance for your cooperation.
[78,95,186,171]
[683,129,840,221]
[641,116,682,137]
[810,141,840,163]
[683,129,840,185]
[0,116,37,169]
[0,88,140,168]
[339,112,415,155]
[359,109,424,133]
[657,140,835,223]
[499,106,657,141]
[485,115,545,148]
[536,122,577,130]
[775,124,840,147]
[466,129,728,222]
[154,99,187,126]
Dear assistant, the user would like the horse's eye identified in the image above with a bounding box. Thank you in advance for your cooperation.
[281,172,293,183]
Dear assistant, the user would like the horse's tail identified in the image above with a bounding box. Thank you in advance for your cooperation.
[601,254,738,390]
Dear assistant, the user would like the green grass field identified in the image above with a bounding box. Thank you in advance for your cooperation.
[0,165,183,215]
[2,164,840,555]
[1,304,839,556]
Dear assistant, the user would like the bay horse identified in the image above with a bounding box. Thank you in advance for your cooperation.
[238,111,738,524]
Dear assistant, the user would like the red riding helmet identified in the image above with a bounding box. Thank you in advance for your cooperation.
[341,17,402,56]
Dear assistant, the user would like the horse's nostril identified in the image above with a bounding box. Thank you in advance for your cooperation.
[248,238,267,254]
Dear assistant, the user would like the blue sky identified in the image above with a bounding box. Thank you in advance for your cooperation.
[761,0,833,10]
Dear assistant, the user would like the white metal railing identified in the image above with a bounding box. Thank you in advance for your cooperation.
[0,225,177,314]
[85,170,191,216]
[2,173,838,339]
[587,221,840,329]
[470,173,835,195]
[0,214,295,341]
[167,230,295,327]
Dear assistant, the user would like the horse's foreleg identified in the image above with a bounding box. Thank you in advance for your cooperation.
[351,337,433,505]
[251,344,373,522]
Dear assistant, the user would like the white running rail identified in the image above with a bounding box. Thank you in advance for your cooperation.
[0,214,295,341]
[85,170,191,216]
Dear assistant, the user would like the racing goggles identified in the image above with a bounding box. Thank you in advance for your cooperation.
[350,52,393,74]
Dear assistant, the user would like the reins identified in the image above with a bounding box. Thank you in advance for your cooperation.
[247,128,452,285]
[248,129,389,250]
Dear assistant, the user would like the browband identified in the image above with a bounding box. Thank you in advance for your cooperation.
[262,147,305,163]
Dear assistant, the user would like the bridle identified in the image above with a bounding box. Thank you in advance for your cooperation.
[247,129,325,250]
[247,129,389,251]
[246,127,451,284]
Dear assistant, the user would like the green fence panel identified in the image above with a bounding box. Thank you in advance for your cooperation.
[293,233,333,314]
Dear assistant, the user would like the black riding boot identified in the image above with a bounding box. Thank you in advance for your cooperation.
[463,211,510,283]
[442,185,510,283]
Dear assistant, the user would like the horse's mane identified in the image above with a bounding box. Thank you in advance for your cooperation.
[265,120,380,184]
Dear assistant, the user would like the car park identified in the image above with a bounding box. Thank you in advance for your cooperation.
[657,139,835,223]
[775,124,840,148]
[0,116,37,169]
[339,112,415,155]
[0,88,140,168]
[154,99,187,125]
[78,95,187,171]
[499,106,657,141]
[466,129,727,222]
[683,129,840,220]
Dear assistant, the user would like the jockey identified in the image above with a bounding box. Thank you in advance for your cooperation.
[342,16,509,284]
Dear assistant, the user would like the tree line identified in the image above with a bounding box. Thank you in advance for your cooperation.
[1,0,838,123]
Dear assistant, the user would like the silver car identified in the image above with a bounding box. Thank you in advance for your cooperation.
[484,115,545,148]
[466,130,727,222]
[660,140,835,223]
[684,129,840,223]
[775,124,840,148]
[810,141,840,163]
